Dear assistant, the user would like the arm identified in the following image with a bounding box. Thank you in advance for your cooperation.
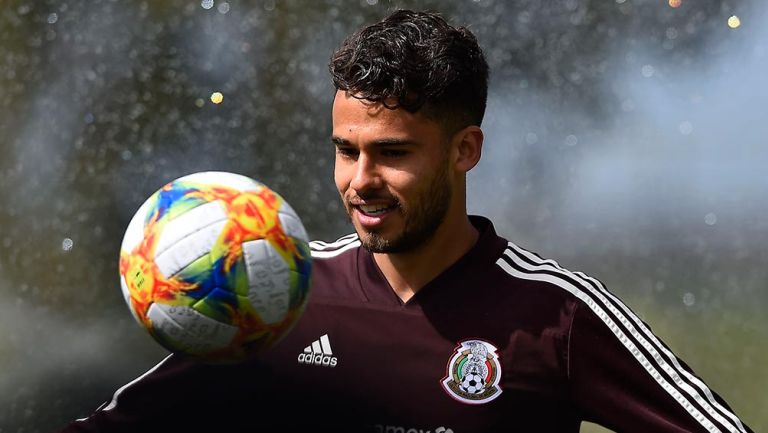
[568,301,753,433]
[58,353,275,433]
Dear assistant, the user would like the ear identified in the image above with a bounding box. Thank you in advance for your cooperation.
[452,126,483,173]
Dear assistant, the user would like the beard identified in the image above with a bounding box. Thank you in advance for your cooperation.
[343,161,452,254]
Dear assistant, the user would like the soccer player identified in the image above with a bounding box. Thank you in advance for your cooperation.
[60,9,754,433]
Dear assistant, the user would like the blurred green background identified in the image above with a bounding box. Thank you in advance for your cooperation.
[0,0,765,431]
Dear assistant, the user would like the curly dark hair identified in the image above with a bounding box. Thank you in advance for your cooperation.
[330,9,489,132]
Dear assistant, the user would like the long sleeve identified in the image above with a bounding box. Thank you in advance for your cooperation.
[58,353,276,433]
[568,301,753,433]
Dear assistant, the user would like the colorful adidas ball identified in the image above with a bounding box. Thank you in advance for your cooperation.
[118,171,312,361]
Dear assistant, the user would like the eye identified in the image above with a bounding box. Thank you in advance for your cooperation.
[336,146,358,159]
[381,149,407,157]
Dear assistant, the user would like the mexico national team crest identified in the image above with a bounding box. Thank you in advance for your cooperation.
[441,339,502,404]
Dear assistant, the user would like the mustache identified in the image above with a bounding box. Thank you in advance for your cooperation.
[346,191,399,204]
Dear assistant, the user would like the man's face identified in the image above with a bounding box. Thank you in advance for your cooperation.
[332,91,455,253]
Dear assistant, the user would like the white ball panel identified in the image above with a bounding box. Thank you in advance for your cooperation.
[174,171,263,192]
[119,275,142,323]
[278,211,309,243]
[154,200,228,258]
[278,199,298,218]
[155,220,227,279]
[147,303,238,353]
[242,239,290,324]
[121,197,155,253]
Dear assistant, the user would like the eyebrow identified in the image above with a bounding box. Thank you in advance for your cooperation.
[331,136,416,147]
[331,137,349,147]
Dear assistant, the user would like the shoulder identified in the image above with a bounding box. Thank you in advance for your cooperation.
[305,233,362,300]
[495,240,636,332]
[309,233,360,259]
[493,239,605,308]
[478,238,604,335]
[496,238,655,363]
[462,216,603,317]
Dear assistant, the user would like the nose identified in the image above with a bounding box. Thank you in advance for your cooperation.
[349,153,382,194]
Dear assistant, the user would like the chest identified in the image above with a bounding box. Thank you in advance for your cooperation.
[259,299,576,432]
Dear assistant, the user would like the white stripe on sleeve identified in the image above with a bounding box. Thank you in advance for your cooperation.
[497,243,746,433]
[75,354,174,421]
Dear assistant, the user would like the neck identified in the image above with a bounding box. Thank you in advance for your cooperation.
[373,214,479,303]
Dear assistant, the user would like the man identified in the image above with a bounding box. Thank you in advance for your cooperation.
[61,9,753,433]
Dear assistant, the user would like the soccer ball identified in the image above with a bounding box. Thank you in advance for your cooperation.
[459,373,486,394]
[118,171,312,361]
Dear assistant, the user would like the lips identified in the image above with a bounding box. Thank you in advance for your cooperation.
[348,198,397,227]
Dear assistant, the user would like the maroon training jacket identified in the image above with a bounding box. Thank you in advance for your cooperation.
[60,216,753,433]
